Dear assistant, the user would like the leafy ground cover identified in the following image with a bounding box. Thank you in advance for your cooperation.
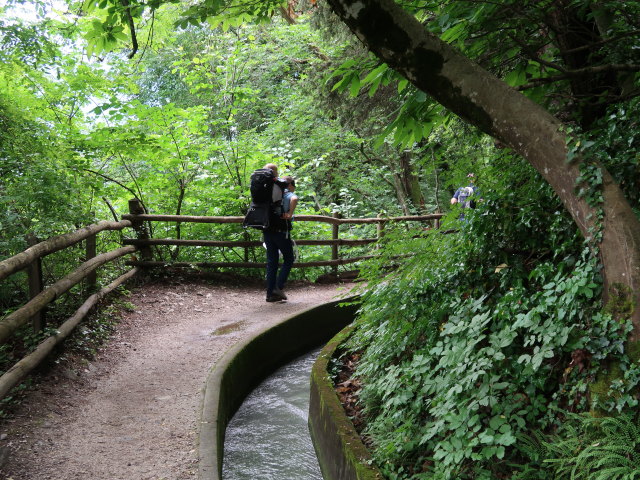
[332,154,640,479]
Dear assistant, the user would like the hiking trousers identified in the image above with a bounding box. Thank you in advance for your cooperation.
[263,230,294,295]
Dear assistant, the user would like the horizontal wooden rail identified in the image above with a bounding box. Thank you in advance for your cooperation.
[0,219,132,282]
[126,255,374,269]
[300,214,443,225]
[121,213,443,225]
[122,238,377,247]
[122,214,244,224]
[0,268,139,399]
[0,246,137,345]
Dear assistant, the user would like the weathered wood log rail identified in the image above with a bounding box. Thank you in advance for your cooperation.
[0,198,442,400]
[0,220,132,282]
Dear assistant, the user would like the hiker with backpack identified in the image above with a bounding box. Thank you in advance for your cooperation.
[451,173,479,219]
[264,175,298,302]
[242,164,298,302]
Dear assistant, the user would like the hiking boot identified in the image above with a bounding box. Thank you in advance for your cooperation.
[266,292,285,302]
[273,288,287,300]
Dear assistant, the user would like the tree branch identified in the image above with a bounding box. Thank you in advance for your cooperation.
[84,168,138,198]
[518,63,640,90]
[560,29,640,55]
[121,0,138,59]
[101,196,119,222]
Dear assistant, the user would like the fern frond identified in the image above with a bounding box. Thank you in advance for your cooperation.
[537,412,640,480]
[593,465,635,480]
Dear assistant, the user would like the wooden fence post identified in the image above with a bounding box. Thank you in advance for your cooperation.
[243,230,250,262]
[26,234,45,332]
[86,211,97,290]
[377,213,386,248]
[86,233,97,289]
[331,212,340,275]
[128,198,153,261]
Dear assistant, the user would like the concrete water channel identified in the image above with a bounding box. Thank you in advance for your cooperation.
[222,347,323,479]
[197,298,384,480]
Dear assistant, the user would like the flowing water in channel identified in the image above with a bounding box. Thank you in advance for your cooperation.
[222,348,323,480]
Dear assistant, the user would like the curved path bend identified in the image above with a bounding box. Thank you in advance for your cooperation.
[0,278,353,480]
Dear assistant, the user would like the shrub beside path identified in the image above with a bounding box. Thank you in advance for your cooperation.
[0,277,353,480]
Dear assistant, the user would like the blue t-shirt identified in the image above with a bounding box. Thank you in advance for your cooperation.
[282,190,296,217]
[453,184,478,208]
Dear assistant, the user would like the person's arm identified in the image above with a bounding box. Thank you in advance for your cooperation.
[283,195,298,219]
[451,188,460,205]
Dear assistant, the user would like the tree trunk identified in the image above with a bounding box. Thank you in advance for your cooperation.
[390,168,411,216]
[172,180,187,260]
[544,0,618,128]
[399,150,426,212]
[325,0,640,338]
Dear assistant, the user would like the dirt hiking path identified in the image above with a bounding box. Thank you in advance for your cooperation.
[0,278,353,480]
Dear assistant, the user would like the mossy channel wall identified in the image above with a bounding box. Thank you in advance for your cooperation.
[309,325,384,480]
[199,297,379,480]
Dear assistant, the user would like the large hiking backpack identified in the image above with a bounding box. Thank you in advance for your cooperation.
[249,168,278,203]
[243,169,287,230]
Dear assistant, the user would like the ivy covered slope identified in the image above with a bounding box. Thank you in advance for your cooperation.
[346,106,640,478]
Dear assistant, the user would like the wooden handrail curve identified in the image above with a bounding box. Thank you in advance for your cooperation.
[0,268,139,399]
[0,209,442,399]
[0,219,132,282]
[0,246,137,344]
[126,256,375,269]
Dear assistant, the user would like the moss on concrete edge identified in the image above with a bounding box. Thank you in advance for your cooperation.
[309,325,384,480]
[198,297,360,480]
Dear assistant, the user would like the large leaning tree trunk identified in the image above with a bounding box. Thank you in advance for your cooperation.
[324,0,640,340]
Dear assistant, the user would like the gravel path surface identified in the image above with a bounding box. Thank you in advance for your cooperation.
[0,278,353,480]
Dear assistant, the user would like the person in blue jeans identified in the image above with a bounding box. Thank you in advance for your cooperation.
[264,176,298,302]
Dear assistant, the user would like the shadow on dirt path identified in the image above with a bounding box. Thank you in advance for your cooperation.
[0,278,354,480]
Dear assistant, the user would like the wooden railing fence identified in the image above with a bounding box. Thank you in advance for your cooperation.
[121,211,443,270]
[0,197,443,400]
[0,217,138,399]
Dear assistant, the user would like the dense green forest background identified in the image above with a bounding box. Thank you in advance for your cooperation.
[1,0,640,479]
